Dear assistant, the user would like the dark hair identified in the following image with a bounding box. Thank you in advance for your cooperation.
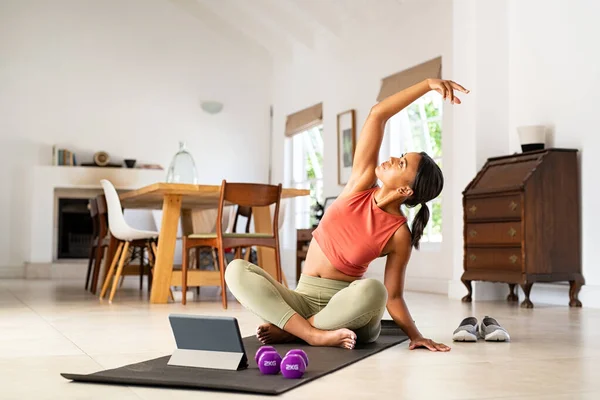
[404,152,444,250]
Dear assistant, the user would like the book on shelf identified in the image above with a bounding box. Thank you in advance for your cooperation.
[53,147,76,166]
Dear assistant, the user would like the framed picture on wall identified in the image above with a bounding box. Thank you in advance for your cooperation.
[337,109,356,185]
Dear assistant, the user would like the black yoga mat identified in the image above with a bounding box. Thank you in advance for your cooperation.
[61,320,408,396]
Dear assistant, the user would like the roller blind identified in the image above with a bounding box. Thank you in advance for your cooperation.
[376,57,442,102]
[285,103,323,137]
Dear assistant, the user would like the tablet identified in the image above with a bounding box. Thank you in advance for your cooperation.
[168,314,248,370]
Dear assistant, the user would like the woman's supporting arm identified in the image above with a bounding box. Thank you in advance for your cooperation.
[383,228,451,352]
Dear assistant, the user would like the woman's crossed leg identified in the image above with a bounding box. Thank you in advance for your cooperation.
[225,259,387,349]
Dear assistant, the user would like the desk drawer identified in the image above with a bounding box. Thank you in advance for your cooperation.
[466,222,522,245]
[465,195,521,221]
[465,247,523,272]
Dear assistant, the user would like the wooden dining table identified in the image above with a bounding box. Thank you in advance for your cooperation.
[117,182,309,304]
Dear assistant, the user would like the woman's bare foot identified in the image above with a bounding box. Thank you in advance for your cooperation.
[257,323,297,344]
[308,328,356,349]
[257,323,356,349]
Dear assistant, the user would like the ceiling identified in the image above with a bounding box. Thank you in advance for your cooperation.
[169,0,411,59]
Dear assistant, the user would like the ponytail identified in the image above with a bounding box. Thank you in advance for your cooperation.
[410,203,430,250]
[403,152,443,250]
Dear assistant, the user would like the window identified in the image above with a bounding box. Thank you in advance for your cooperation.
[291,125,324,228]
[387,92,443,242]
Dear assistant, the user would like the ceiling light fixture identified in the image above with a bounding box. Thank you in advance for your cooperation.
[200,101,224,115]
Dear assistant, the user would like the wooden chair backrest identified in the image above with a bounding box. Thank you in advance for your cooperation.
[216,180,282,237]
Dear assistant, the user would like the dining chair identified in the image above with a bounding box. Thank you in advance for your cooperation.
[234,201,288,263]
[85,198,100,291]
[180,180,283,308]
[99,179,166,303]
[88,195,110,294]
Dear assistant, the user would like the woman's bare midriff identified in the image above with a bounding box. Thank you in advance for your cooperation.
[302,226,401,283]
[301,239,357,282]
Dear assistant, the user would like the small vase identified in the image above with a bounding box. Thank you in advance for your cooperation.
[517,125,546,153]
[166,141,198,184]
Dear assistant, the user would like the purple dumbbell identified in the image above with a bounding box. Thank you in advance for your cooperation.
[258,351,282,375]
[280,353,306,379]
[255,346,277,365]
[285,349,309,367]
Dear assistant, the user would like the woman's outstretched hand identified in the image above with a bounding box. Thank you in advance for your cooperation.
[427,79,470,104]
[409,336,451,352]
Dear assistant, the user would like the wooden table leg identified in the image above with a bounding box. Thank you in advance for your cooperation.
[253,206,287,287]
[150,194,182,304]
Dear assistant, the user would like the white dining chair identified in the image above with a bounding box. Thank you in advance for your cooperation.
[99,179,164,303]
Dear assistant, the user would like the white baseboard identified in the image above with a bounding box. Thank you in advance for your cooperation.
[0,266,25,279]
[520,282,600,308]
[448,279,467,300]
[448,279,600,308]
[448,280,520,301]
[404,276,449,295]
[24,262,87,280]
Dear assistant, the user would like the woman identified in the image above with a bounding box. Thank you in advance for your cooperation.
[225,78,469,351]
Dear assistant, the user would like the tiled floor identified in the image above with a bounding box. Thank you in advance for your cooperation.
[1,278,598,400]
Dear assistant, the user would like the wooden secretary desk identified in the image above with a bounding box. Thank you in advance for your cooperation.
[460,148,584,308]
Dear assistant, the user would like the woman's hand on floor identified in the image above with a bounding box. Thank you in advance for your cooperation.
[408,336,451,352]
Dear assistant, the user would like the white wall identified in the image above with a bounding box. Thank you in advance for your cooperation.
[0,0,272,274]
[508,0,600,305]
[450,0,512,300]
[271,0,455,292]
[450,0,600,307]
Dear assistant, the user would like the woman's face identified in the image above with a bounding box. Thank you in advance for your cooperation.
[375,152,422,190]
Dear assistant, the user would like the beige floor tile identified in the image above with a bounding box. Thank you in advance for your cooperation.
[2,279,600,400]
[0,355,141,400]
[484,393,600,400]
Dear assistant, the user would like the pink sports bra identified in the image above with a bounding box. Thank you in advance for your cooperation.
[312,187,407,277]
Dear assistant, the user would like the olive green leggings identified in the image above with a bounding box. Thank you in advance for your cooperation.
[224,259,388,343]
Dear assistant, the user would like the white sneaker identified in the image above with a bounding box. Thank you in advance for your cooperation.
[479,316,510,342]
[452,317,479,342]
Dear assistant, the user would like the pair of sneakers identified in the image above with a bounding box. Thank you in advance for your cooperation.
[452,316,510,342]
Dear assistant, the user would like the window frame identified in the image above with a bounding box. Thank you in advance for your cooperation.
[289,125,324,229]
[387,93,443,244]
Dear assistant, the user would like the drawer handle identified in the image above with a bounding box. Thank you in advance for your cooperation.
[469,205,477,214]
[509,201,518,211]
[509,255,518,264]
[469,230,478,238]
[508,227,517,238]
[469,254,477,262]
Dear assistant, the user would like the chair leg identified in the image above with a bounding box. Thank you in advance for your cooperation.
[194,247,201,296]
[217,245,228,309]
[243,246,251,262]
[151,242,158,260]
[109,241,130,303]
[91,242,106,295]
[146,242,154,293]
[235,247,241,260]
[195,248,200,268]
[275,244,283,285]
[140,246,145,291]
[85,244,96,291]
[182,241,188,305]
[100,242,124,299]
[211,248,218,270]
